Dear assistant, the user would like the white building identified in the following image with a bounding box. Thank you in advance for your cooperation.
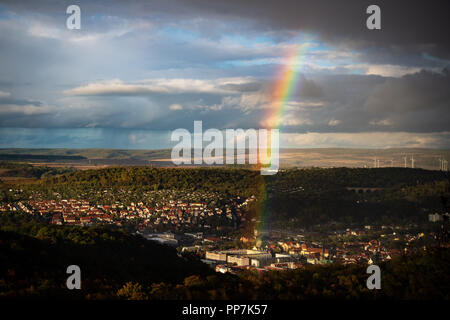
[428,213,442,222]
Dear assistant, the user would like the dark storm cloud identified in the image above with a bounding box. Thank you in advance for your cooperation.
[3,0,449,65]
[275,70,450,134]
[173,0,450,63]
[363,69,450,132]
[299,78,324,99]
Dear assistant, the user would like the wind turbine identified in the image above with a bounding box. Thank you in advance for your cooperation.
[411,155,415,169]
[403,155,407,168]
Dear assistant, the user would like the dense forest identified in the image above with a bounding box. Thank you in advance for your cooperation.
[264,168,449,227]
[0,162,76,179]
[41,166,446,191]
[1,212,448,299]
[139,248,450,300]
[0,212,212,298]
[39,167,263,197]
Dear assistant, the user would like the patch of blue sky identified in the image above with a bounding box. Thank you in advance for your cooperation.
[214,58,280,70]
[313,59,352,69]
[0,4,17,20]
[252,35,277,44]
[87,13,107,21]
[158,26,199,42]
[309,49,360,72]
[221,34,277,46]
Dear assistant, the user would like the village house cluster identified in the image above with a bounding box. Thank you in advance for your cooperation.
[203,240,398,274]
[198,224,434,274]
[0,190,256,232]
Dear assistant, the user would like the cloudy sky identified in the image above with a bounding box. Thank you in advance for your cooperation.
[0,0,449,149]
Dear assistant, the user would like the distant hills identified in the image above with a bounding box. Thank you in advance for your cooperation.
[0,148,449,170]
[0,154,86,161]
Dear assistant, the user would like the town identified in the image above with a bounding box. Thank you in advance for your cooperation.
[2,186,446,276]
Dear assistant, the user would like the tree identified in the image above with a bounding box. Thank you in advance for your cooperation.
[116,282,147,300]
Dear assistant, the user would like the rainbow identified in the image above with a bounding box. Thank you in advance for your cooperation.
[265,43,306,129]
[255,43,307,244]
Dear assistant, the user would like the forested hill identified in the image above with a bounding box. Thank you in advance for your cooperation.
[0,212,212,298]
[268,167,447,188]
[41,166,446,193]
[0,162,76,179]
[41,167,264,196]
